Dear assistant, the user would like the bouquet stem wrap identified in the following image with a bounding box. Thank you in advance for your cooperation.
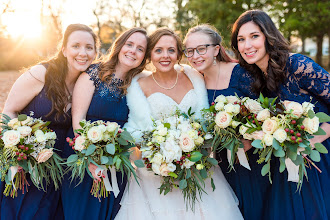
[95,165,120,197]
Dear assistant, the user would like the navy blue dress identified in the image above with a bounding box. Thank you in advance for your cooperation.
[0,86,70,220]
[61,64,129,220]
[263,54,330,220]
[207,64,271,220]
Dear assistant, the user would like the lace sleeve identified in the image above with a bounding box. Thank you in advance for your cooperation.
[86,63,101,88]
[232,64,258,99]
[289,54,330,105]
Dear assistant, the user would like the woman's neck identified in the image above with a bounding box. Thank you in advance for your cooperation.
[153,67,177,82]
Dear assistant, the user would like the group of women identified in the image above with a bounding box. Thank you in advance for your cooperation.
[0,9,329,220]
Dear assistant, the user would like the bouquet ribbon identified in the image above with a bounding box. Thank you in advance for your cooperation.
[95,165,120,197]
[227,148,251,170]
[9,165,19,190]
[285,158,299,182]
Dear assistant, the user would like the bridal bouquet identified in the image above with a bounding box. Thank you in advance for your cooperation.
[65,120,137,199]
[0,113,63,198]
[134,109,218,210]
[246,94,330,189]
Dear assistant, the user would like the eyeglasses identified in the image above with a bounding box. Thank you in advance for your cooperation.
[183,44,218,58]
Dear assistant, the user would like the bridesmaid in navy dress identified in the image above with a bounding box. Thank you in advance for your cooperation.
[231,9,330,219]
[184,24,271,220]
[0,24,98,220]
[61,27,148,220]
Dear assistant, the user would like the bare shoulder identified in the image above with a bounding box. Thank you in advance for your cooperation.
[220,62,238,74]
[23,64,47,83]
[137,74,152,87]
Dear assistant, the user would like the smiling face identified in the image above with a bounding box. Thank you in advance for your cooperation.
[184,32,219,72]
[62,30,96,74]
[151,35,178,73]
[118,32,147,71]
[237,21,269,71]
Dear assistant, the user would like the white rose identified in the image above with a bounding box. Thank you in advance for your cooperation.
[263,133,274,146]
[302,116,319,134]
[194,136,204,146]
[302,102,315,116]
[102,133,111,142]
[196,164,204,170]
[256,109,270,122]
[154,135,165,144]
[8,118,20,129]
[283,101,303,118]
[204,133,213,140]
[215,102,225,111]
[273,128,287,143]
[74,135,87,151]
[239,125,249,136]
[21,116,33,126]
[98,125,107,133]
[151,153,163,165]
[2,130,21,146]
[231,121,241,128]
[106,122,118,132]
[177,121,191,133]
[157,127,168,136]
[87,126,103,143]
[17,126,32,137]
[35,130,46,143]
[244,99,264,114]
[141,148,153,158]
[226,96,240,104]
[45,132,57,140]
[183,159,195,169]
[232,105,241,115]
[187,129,198,140]
[215,95,227,103]
[179,133,195,152]
[215,111,232,128]
[192,122,201,130]
[262,118,279,134]
[152,163,161,175]
[224,103,236,114]
[159,163,176,176]
[251,131,265,140]
[161,140,182,162]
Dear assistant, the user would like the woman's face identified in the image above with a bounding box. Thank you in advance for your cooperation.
[184,32,219,72]
[62,30,96,74]
[237,21,269,70]
[118,32,147,70]
[151,35,178,73]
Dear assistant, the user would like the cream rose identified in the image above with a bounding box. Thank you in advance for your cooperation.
[215,111,232,128]
[256,109,270,122]
[37,148,54,163]
[154,135,165,144]
[263,133,274,146]
[8,118,20,129]
[273,128,287,143]
[187,129,198,140]
[21,116,33,126]
[192,122,201,130]
[226,96,240,104]
[152,163,161,175]
[215,102,225,111]
[159,163,176,176]
[35,130,46,143]
[87,126,103,143]
[302,102,315,116]
[45,132,57,140]
[231,121,241,128]
[251,131,265,140]
[283,101,303,118]
[179,133,195,152]
[161,140,182,162]
[2,130,21,146]
[183,159,195,169]
[302,116,320,134]
[194,136,204,146]
[151,153,163,164]
[74,135,87,151]
[215,95,226,103]
[244,99,263,114]
[106,122,118,132]
[17,126,32,137]
[262,118,279,134]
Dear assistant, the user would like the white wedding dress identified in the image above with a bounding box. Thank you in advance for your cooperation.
[115,64,243,220]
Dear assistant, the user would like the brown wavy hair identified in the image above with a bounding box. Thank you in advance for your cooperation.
[184,24,235,63]
[44,24,99,121]
[231,10,290,94]
[147,27,183,64]
[98,27,148,94]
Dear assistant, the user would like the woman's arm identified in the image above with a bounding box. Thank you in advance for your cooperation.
[2,65,46,118]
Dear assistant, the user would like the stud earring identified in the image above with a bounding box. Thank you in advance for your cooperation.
[213,56,217,66]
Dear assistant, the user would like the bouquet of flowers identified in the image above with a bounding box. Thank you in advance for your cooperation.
[65,120,137,199]
[202,95,251,170]
[0,113,63,198]
[134,109,218,210]
[245,94,330,190]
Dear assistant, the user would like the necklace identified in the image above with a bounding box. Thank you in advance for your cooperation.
[152,70,179,90]
[210,69,220,103]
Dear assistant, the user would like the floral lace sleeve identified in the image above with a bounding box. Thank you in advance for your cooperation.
[86,63,101,88]
[232,64,258,99]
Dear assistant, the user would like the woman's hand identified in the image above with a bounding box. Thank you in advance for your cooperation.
[88,163,102,181]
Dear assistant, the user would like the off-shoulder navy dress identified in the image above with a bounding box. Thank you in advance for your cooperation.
[61,64,129,220]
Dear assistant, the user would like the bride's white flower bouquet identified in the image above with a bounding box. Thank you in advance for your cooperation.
[65,120,138,199]
[134,109,218,210]
[0,113,63,198]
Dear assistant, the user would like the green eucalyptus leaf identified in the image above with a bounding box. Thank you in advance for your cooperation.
[207,158,218,166]
[67,154,79,164]
[189,151,203,162]
[115,157,122,169]
[315,112,330,123]
[287,149,297,161]
[274,148,285,157]
[261,163,270,176]
[314,143,328,154]
[310,150,321,162]
[272,139,281,150]
[106,144,116,155]
[308,110,316,119]
[134,160,145,168]
[200,168,208,179]
[313,127,326,135]
[101,156,109,164]
[186,169,191,179]
[179,179,187,189]
[85,144,96,156]
[17,114,27,121]
[120,130,134,142]
[118,137,128,145]
[279,158,286,173]
[252,140,263,149]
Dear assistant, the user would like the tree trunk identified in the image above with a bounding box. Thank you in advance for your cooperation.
[301,36,306,54]
[315,32,324,66]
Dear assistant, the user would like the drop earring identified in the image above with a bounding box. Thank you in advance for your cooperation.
[213,56,217,65]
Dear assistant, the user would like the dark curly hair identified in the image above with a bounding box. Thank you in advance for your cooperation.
[231,10,290,94]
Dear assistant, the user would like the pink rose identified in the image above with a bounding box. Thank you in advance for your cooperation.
[215,111,232,128]
[37,148,54,163]
[283,101,303,118]
[179,134,195,152]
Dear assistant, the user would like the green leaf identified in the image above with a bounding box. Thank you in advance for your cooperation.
[279,158,286,173]
[272,139,281,150]
[106,156,114,165]
[106,144,116,155]
[118,137,128,145]
[287,149,297,161]
[313,127,326,135]
[314,143,328,154]
[292,154,304,166]
[274,148,285,157]
[259,93,264,103]
[67,154,79,164]
[101,156,109,164]
[200,168,208,179]
[310,150,321,162]
[207,158,218,166]
[120,130,134,143]
[115,157,122,169]
[211,177,215,191]
[315,112,330,123]
[17,114,27,121]
[189,151,203,162]
[85,144,96,156]
[179,179,187,189]
[261,163,270,176]
[308,110,316,118]
[168,172,178,178]
[134,160,145,168]
[163,123,171,129]
[252,140,263,149]
[186,169,191,179]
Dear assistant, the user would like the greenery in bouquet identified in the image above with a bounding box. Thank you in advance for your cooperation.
[134,109,218,211]
[65,120,137,199]
[247,94,330,190]
[0,113,63,198]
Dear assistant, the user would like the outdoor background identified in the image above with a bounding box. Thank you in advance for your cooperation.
[1,0,329,112]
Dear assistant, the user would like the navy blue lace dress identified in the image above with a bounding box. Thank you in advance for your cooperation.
[0,86,70,220]
[263,54,330,220]
[207,64,271,220]
[61,64,129,220]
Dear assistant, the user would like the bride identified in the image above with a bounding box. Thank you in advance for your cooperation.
[115,27,243,220]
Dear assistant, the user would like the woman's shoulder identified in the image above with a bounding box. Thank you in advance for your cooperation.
[25,64,47,83]
[176,63,203,81]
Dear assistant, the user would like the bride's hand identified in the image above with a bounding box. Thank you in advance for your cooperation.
[88,163,102,181]
[241,139,253,152]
